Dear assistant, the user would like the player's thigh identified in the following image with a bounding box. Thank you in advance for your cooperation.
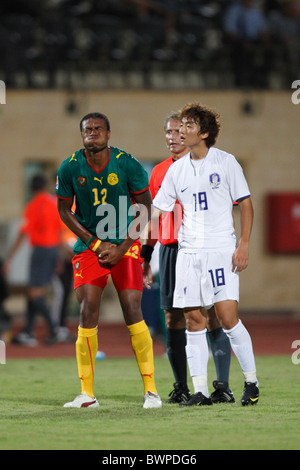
[72,250,110,290]
[111,257,144,325]
[118,289,143,326]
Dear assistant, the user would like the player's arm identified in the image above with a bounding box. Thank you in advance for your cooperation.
[99,189,153,266]
[140,205,162,289]
[57,197,91,244]
[232,196,254,272]
[57,197,114,256]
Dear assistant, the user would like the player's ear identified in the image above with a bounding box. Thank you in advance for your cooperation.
[199,131,209,140]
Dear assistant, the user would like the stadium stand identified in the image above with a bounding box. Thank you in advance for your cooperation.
[0,0,299,89]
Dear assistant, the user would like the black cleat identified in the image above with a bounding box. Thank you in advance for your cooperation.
[210,381,235,403]
[165,382,191,404]
[241,381,259,406]
[179,392,213,407]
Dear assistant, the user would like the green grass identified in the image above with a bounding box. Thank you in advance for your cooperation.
[0,354,299,450]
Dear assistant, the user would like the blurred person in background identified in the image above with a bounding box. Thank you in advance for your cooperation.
[4,173,62,346]
[268,0,300,85]
[142,113,234,404]
[224,0,270,88]
[51,220,76,342]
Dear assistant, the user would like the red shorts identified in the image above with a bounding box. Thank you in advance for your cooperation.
[72,241,143,292]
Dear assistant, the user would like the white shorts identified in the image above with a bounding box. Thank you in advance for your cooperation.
[173,250,239,309]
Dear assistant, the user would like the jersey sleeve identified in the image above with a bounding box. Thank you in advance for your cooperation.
[153,165,177,212]
[55,160,74,199]
[227,155,250,202]
[126,154,149,194]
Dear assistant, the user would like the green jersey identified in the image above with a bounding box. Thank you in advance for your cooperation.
[56,146,149,254]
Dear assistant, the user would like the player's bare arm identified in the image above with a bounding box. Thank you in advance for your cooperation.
[57,197,115,256]
[99,189,153,266]
[141,206,161,289]
[232,196,254,272]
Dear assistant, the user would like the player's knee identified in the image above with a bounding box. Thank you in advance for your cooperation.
[165,309,185,329]
[79,299,99,328]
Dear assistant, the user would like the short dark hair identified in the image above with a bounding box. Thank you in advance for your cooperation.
[31,173,47,192]
[179,103,221,148]
[80,112,110,132]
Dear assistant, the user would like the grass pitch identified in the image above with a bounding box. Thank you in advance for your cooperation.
[0,354,299,450]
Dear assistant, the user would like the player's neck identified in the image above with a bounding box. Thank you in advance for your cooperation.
[85,147,110,170]
[172,148,188,161]
[190,145,209,161]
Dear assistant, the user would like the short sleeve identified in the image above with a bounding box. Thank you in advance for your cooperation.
[55,161,74,199]
[226,155,250,202]
[126,155,149,194]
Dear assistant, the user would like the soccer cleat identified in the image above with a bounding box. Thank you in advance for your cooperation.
[165,382,191,404]
[63,392,99,408]
[143,391,162,409]
[179,392,213,407]
[210,380,235,403]
[241,381,259,406]
[12,332,38,347]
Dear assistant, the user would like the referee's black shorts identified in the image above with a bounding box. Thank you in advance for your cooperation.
[159,243,178,310]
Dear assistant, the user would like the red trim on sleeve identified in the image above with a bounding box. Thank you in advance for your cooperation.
[130,185,149,195]
[56,194,73,200]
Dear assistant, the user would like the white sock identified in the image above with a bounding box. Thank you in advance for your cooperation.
[186,329,209,397]
[223,320,258,384]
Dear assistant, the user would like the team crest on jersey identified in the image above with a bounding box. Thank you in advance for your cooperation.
[74,261,80,270]
[76,176,87,187]
[209,173,221,188]
[107,173,118,185]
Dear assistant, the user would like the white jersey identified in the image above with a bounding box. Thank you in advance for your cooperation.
[153,147,250,252]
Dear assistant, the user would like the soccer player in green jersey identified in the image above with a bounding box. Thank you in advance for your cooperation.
[56,112,162,409]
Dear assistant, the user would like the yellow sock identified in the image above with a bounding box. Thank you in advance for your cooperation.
[76,326,98,398]
[127,320,157,394]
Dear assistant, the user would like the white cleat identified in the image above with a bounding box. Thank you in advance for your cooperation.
[143,391,162,409]
[63,392,99,408]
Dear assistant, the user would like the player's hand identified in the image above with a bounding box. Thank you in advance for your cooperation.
[143,261,153,290]
[98,244,122,267]
[232,241,249,272]
[96,242,116,266]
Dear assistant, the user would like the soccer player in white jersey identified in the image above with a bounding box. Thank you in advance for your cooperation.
[153,103,259,406]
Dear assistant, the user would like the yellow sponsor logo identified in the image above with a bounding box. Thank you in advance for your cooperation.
[107,173,118,185]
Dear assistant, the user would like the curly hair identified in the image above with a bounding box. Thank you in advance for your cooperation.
[179,103,221,148]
